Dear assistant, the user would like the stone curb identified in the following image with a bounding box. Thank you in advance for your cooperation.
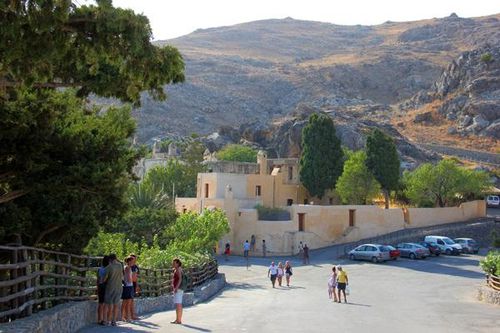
[0,273,226,333]
[477,284,500,306]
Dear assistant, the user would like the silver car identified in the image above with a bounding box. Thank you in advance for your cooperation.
[396,242,430,259]
[454,238,479,254]
[348,244,392,263]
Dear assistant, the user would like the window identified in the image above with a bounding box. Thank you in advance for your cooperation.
[329,197,333,205]
[287,199,293,206]
[255,185,262,197]
[304,198,308,205]
[349,209,356,227]
[298,213,305,231]
[204,183,209,198]
[288,166,293,180]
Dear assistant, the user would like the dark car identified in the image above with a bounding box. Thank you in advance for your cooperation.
[419,241,441,256]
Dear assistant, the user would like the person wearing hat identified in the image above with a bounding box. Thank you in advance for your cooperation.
[336,265,348,303]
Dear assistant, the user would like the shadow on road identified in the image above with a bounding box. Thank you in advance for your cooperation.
[181,323,212,332]
[227,281,266,290]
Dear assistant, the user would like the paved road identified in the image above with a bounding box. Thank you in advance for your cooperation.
[80,250,500,333]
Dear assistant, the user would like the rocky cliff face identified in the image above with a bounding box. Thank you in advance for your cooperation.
[402,45,500,139]
[132,14,500,143]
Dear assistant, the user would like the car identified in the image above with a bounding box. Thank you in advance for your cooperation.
[348,244,392,263]
[396,243,430,259]
[486,195,500,208]
[383,245,400,260]
[454,238,479,254]
[418,241,441,256]
[424,236,462,255]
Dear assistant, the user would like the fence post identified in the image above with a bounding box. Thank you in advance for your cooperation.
[21,248,32,316]
[10,248,19,320]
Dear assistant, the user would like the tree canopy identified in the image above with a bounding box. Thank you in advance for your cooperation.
[336,150,381,205]
[0,0,185,250]
[217,144,257,163]
[299,113,344,199]
[366,128,400,208]
[403,159,491,207]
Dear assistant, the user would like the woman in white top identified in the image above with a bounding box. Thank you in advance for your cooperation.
[328,266,338,302]
[267,262,278,288]
[277,262,284,287]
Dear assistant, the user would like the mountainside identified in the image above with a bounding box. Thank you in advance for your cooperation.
[133,13,500,151]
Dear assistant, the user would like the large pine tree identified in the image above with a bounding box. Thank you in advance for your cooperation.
[299,113,344,199]
[366,128,400,209]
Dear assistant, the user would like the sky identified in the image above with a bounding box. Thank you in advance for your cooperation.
[110,0,500,40]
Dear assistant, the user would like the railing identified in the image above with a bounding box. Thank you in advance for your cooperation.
[0,245,218,323]
[486,274,500,292]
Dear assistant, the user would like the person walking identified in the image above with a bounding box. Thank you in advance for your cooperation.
[97,255,109,326]
[250,235,256,251]
[103,254,123,326]
[298,241,304,261]
[336,265,348,303]
[224,242,231,261]
[262,239,267,257]
[130,254,140,320]
[328,266,339,302]
[284,261,293,287]
[121,257,135,322]
[277,262,284,287]
[171,258,184,324]
[268,261,278,288]
[243,240,250,258]
[303,244,310,264]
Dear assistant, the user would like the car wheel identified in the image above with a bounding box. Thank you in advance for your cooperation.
[409,253,416,260]
[392,257,397,261]
[445,249,451,255]
[349,254,355,261]
[435,253,440,256]
[372,257,378,263]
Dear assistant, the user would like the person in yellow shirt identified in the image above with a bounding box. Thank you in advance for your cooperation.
[336,266,348,303]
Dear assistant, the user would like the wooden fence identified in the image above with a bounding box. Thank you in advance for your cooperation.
[0,245,218,323]
[486,273,500,292]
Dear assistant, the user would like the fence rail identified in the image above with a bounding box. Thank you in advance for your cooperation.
[487,274,500,292]
[0,245,218,323]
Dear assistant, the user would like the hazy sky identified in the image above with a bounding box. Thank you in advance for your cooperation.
[111,0,500,40]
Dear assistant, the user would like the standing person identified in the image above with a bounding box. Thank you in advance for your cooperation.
[171,258,184,324]
[267,261,278,288]
[243,240,250,258]
[130,254,140,320]
[336,266,348,303]
[224,242,231,261]
[250,235,256,251]
[277,262,284,287]
[103,254,123,327]
[298,241,304,260]
[121,257,135,322]
[328,266,339,302]
[303,244,310,264]
[284,261,293,287]
[262,239,267,257]
[97,255,110,326]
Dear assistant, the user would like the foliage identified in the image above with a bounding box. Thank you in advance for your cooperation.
[216,144,257,163]
[254,204,291,221]
[480,251,500,276]
[366,129,400,208]
[0,1,184,251]
[299,113,344,199]
[491,230,500,248]
[143,159,199,199]
[403,159,492,207]
[336,150,381,205]
[163,209,230,254]
[480,52,493,63]
[128,182,171,210]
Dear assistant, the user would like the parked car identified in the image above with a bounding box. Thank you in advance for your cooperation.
[486,195,500,208]
[454,238,479,254]
[396,243,430,259]
[424,236,462,255]
[348,244,391,263]
[383,245,400,260]
[418,241,441,256]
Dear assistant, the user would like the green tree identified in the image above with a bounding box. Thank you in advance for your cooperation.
[0,1,184,250]
[217,144,257,163]
[366,128,400,209]
[403,159,491,207]
[336,150,381,205]
[299,113,344,199]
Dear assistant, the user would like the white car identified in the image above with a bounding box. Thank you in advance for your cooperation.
[424,236,462,255]
[486,195,499,208]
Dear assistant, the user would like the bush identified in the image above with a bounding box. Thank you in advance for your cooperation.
[480,52,493,63]
[216,144,257,163]
[255,205,291,221]
[480,251,500,276]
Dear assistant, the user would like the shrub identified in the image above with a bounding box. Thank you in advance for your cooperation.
[480,52,493,63]
[480,251,500,276]
[216,144,257,162]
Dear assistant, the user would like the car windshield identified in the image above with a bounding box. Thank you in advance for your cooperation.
[443,238,455,245]
[380,246,391,251]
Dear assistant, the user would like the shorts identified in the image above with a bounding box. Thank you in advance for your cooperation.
[122,286,134,300]
[270,274,277,282]
[337,282,346,291]
[244,250,249,257]
[98,283,106,304]
[104,285,122,305]
[174,290,184,304]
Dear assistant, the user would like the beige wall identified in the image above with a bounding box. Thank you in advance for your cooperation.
[407,200,486,228]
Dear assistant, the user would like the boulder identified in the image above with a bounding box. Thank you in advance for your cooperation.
[413,111,433,123]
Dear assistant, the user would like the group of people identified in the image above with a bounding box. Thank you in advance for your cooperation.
[267,261,293,288]
[328,265,349,303]
[96,254,186,326]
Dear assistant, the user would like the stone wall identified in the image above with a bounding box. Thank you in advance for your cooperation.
[0,274,226,333]
[477,285,500,305]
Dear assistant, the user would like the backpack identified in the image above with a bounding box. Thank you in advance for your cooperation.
[180,272,191,290]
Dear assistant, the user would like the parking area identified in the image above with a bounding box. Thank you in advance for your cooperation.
[81,248,500,333]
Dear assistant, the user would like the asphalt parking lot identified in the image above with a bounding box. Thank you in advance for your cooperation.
[81,249,500,333]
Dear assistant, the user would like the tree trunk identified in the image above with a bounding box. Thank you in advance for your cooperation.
[383,189,390,209]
